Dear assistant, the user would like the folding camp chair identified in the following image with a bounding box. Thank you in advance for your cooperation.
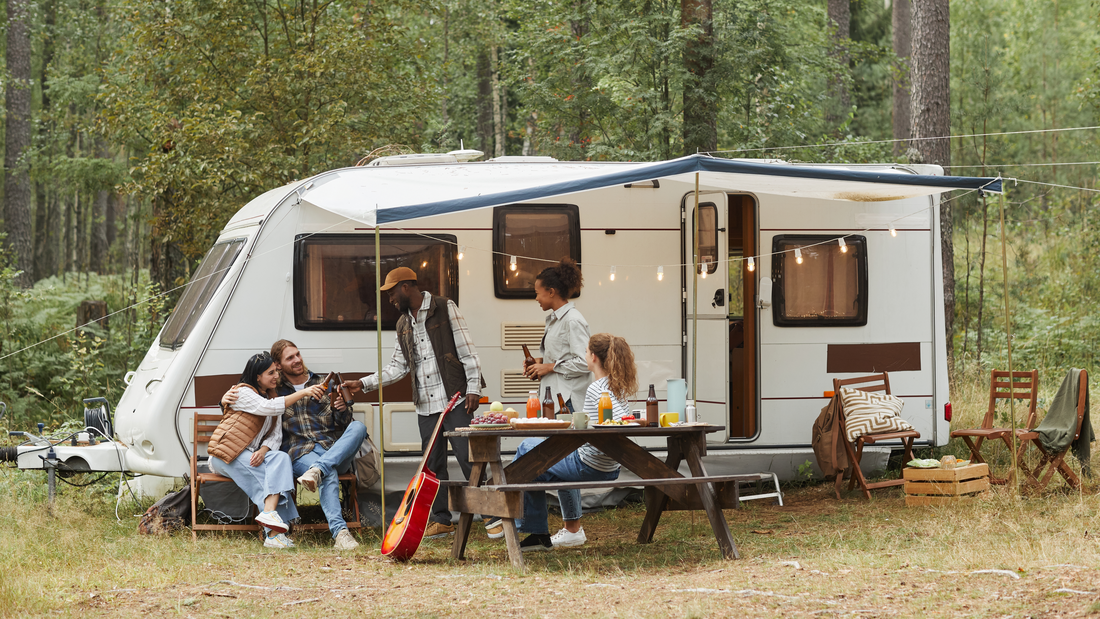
[190,412,262,539]
[1014,369,1089,491]
[950,369,1039,484]
[833,372,920,500]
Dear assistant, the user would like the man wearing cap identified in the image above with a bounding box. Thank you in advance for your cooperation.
[343,266,482,539]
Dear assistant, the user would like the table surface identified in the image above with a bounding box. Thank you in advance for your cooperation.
[444,423,724,439]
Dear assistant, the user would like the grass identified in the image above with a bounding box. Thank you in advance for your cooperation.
[3,374,1100,618]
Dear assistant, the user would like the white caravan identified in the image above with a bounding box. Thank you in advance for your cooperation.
[16,155,1001,481]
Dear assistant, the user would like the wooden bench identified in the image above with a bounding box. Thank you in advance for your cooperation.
[292,473,362,532]
[190,412,262,539]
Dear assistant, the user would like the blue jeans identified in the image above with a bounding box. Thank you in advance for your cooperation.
[209,448,299,525]
[513,437,620,535]
[291,421,368,538]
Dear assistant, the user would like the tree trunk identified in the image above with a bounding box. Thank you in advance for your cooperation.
[682,0,717,155]
[491,46,504,158]
[90,139,110,274]
[4,0,34,288]
[911,0,952,359]
[150,189,187,297]
[891,0,912,156]
[475,49,493,155]
[568,2,590,155]
[33,0,58,282]
[826,0,851,132]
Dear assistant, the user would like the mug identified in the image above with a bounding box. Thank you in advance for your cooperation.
[659,412,679,427]
[572,412,589,430]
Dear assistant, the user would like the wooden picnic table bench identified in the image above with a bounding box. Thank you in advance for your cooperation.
[443,424,746,571]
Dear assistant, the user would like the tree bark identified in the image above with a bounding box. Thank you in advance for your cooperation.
[33,0,58,282]
[491,46,504,158]
[682,0,717,155]
[476,49,493,155]
[891,0,912,156]
[91,139,110,274]
[826,0,851,131]
[4,0,34,288]
[911,0,953,359]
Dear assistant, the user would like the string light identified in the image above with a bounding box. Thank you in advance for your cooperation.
[700,262,707,279]
[657,266,664,281]
[889,226,897,237]
[609,266,616,281]
[838,238,847,253]
[458,245,465,260]
[509,255,517,271]
[794,248,803,264]
[747,257,755,272]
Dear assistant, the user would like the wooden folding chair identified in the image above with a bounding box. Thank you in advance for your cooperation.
[190,412,261,539]
[950,369,1039,484]
[1014,369,1089,491]
[833,372,920,500]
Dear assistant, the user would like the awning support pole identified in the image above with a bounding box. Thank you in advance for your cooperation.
[999,189,1018,497]
[376,224,387,529]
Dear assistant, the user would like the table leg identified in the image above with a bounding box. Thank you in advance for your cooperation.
[682,436,739,560]
[489,460,525,572]
[637,445,682,544]
[451,461,485,561]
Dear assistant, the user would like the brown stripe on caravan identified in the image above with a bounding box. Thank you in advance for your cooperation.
[826,343,921,373]
[193,373,414,407]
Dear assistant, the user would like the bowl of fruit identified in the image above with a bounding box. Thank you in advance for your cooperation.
[470,411,511,429]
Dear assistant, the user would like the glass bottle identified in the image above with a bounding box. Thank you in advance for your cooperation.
[542,387,556,419]
[522,344,535,367]
[646,384,659,427]
[598,391,614,425]
[556,393,570,415]
[526,391,540,418]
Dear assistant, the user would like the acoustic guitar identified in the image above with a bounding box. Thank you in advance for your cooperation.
[380,391,463,561]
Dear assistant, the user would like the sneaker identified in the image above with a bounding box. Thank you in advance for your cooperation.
[255,510,288,533]
[296,467,322,493]
[519,533,553,553]
[424,521,455,539]
[264,532,295,549]
[485,519,504,539]
[334,529,359,551]
[550,527,587,548]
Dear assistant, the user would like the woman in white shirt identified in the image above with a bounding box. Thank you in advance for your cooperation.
[523,258,592,411]
[208,352,324,549]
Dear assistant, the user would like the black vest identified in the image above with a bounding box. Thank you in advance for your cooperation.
[395,295,476,407]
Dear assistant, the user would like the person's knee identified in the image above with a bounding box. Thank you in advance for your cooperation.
[515,437,540,459]
[344,420,368,442]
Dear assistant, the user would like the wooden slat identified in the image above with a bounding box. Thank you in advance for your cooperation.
[482,474,761,492]
[646,483,743,511]
[583,434,692,504]
[447,487,524,518]
[905,477,990,496]
[903,463,989,482]
[501,435,589,483]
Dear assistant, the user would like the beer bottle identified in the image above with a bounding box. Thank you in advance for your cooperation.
[522,344,535,368]
[598,391,614,425]
[556,393,570,415]
[542,387,555,419]
[646,384,659,427]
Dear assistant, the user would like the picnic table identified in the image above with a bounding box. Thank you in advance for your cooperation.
[444,424,753,571]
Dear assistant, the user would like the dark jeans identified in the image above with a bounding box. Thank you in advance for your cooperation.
[417,400,473,525]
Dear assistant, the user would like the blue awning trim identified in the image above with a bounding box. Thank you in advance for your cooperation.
[377,154,1002,224]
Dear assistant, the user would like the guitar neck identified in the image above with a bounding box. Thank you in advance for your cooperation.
[414,392,463,476]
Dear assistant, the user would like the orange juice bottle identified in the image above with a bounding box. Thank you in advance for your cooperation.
[598,391,614,424]
[526,391,540,418]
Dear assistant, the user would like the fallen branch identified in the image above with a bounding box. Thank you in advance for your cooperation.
[214,580,302,591]
[202,592,238,598]
[283,597,321,606]
[970,570,1020,579]
[1054,588,1094,595]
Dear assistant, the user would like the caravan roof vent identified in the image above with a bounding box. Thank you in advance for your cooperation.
[486,155,559,163]
[368,153,459,167]
[447,148,484,162]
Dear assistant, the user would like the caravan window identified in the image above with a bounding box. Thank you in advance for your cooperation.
[493,205,580,298]
[771,234,867,327]
[294,233,458,331]
[159,238,246,350]
[694,203,718,275]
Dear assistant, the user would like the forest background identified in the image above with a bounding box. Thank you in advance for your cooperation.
[0,0,1097,429]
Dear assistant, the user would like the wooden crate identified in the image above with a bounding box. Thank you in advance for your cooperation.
[903,463,990,506]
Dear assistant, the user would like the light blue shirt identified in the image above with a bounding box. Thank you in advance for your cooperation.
[539,302,592,410]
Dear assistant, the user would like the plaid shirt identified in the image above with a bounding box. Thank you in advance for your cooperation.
[277,371,354,462]
[360,292,481,415]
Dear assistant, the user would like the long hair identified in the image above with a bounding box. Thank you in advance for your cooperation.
[270,339,308,378]
[239,352,276,397]
[536,257,583,299]
[588,333,637,402]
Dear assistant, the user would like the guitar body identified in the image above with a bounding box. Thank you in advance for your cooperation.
[379,392,463,562]
[380,470,440,561]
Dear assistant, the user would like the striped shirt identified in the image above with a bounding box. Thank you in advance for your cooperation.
[577,377,632,472]
[361,291,481,415]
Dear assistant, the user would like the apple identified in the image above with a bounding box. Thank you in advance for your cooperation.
[490,401,504,412]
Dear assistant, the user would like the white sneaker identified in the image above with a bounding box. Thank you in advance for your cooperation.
[297,467,322,493]
[255,510,288,533]
[264,532,295,549]
[550,527,587,548]
[485,519,504,539]
[334,529,359,551]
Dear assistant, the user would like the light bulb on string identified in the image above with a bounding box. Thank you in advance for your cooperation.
[889,226,897,237]
[795,248,803,264]
[458,245,465,260]
[657,266,664,281]
[509,255,517,271]
[700,262,707,279]
[609,266,616,281]
[838,238,847,253]
[747,257,755,272]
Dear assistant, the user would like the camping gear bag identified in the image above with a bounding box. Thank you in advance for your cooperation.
[355,434,382,492]
[138,486,192,534]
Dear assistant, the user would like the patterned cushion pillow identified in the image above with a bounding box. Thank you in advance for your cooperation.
[839,387,914,442]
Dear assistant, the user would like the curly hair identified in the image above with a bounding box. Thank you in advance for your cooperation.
[588,333,637,402]
[536,257,584,299]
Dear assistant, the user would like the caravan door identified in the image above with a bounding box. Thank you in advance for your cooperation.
[683,197,728,441]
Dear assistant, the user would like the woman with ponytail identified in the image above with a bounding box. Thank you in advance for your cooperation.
[522,257,592,411]
[513,333,638,552]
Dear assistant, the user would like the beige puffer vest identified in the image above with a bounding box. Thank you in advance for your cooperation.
[208,384,270,463]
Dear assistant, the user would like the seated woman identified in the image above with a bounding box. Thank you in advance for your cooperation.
[208,352,324,549]
[513,333,637,552]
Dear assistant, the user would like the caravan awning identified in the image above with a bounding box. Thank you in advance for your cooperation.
[298,154,1003,226]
